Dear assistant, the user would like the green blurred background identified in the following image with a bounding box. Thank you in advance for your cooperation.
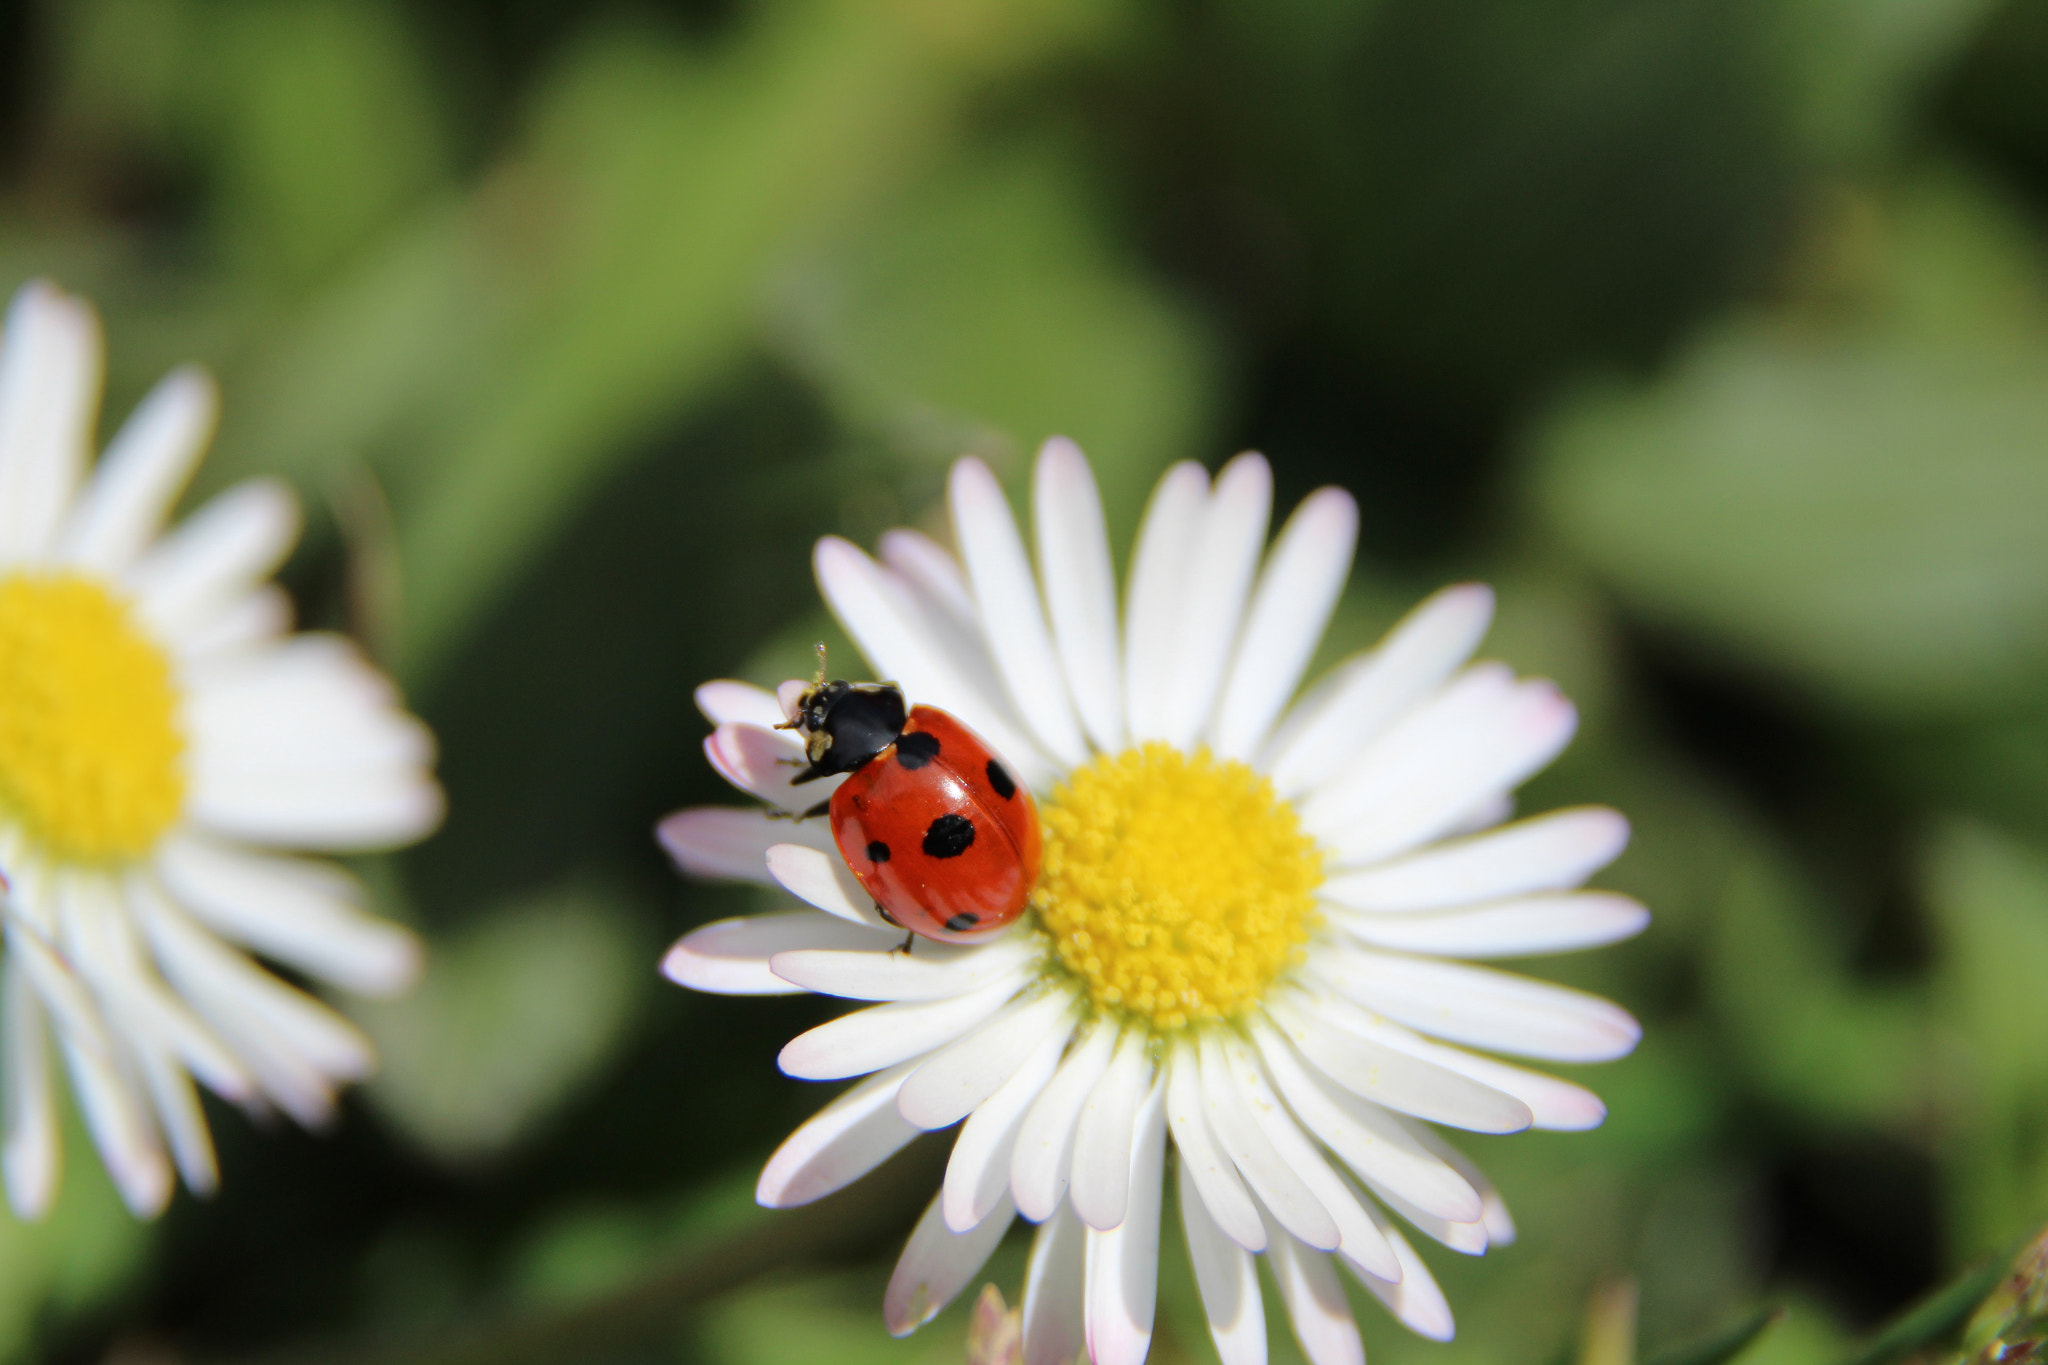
[6,0,2048,1360]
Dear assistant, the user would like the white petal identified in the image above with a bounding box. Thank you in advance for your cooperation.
[814,536,1056,791]
[7,922,115,1060]
[1263,583,1495,799]
[1250,1020,1483,1223]
[1265,992,1532,1133]
[176,585,292,663]
[1165,1042,1265,1252]
[656,807,829,884]
[63,874,249,1101]
[704,722,842,809]
[1178,1157,1267,1365]
[59,1031,171,1217]
[181,639,440,851]
[0,282,100,565]
[1033,437,1125,753]
[1359,1171,1487,1256]
[1069,1027,1154,1231]
[1405,1124,1516,1244]
[1083,1076,1166,1365]
[951,457,1087,767]
[1305,673,1578,869]
[1446,792,1516,839]
[769,933,1038,1002]
[756,1060,921,1208]
[134,1040,218,1195]
[1329,892,1649,958]
[1316,950,1640,1062]
[135,889,372,1118]
[1022,1203,1087,1365]
[1353,1221,1456,1342]
[1124,462,1208,742]
[188,767,441,853]
[1158,453,1271,750]
[1211,486,1358,762]
[899,991,1076,1130]
[1220,1034,1400,1281]
[2,958,58,1219]
[886,1191,1017,1336]
[156,834,420,996]
[865,532,1050,777]
[777,976,1024,1081]
[1267,1222,1364,1365]
[1012,1019,1116,1222]
[57,366,215,574]
[944,1020,1067,1232]
[1197,1032,1337,1252]
[1295,984,1610,1129]
[127,479,299,640]
[694,679,788,729]
[181,634,425,772]
[661,912,893,995]
[1322,807,1631,912]
[764,842,893,932]
[879,529,978,630]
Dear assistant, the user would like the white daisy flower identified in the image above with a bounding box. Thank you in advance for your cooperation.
[659,439,1645,1365]
[0,282,441,1219]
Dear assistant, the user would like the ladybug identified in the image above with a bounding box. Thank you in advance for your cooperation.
[782,651,1040,946]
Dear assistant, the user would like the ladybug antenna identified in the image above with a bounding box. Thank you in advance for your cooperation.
[811,641,829,687]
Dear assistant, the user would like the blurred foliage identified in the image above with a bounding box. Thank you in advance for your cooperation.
[4,0,2048,1361]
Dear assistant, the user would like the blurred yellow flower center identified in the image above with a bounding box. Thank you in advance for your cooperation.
[0,573,185,862]
[1033,743,1323,1031]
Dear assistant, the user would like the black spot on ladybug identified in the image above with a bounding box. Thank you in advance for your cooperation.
[866,840,891,863]
[895,730,941,769]
[923,813,976,858]
[945,913,980,932]
[984,759,1016,800]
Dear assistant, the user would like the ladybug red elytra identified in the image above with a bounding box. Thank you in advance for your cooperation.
[783,650,1041,946]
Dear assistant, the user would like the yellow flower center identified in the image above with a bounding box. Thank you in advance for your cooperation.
[0,572,186,862]
[1032,743,1324,1031]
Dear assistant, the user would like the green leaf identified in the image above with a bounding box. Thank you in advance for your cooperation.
[352,886,646,1165]
[1839,1246,2017,1365]
[1530,169,2048,720]
[1922,823,2048,1254]
[1646,1307,1785,1365]
[1702,839,1925,1126]
[771,134,1219,535]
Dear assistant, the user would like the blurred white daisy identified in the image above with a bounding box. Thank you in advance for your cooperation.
[660,439,1645,1365]
[0,283,441,1218]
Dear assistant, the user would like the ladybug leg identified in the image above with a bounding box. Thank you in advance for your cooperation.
[870,902,915,954]
[764,799,832,823]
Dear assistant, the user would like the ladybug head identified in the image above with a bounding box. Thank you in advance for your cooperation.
[785,646,906,781]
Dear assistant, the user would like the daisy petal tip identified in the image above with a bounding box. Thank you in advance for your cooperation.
[812,534,868,588]
[753,1170,795,1210]
[3,1156,55,1223]
[653,810,698,866]
[693,679,786,729]
[658,937,697,988]
[884,1286,936,1339]
[354,924,424,997]
[655,808,753,879]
